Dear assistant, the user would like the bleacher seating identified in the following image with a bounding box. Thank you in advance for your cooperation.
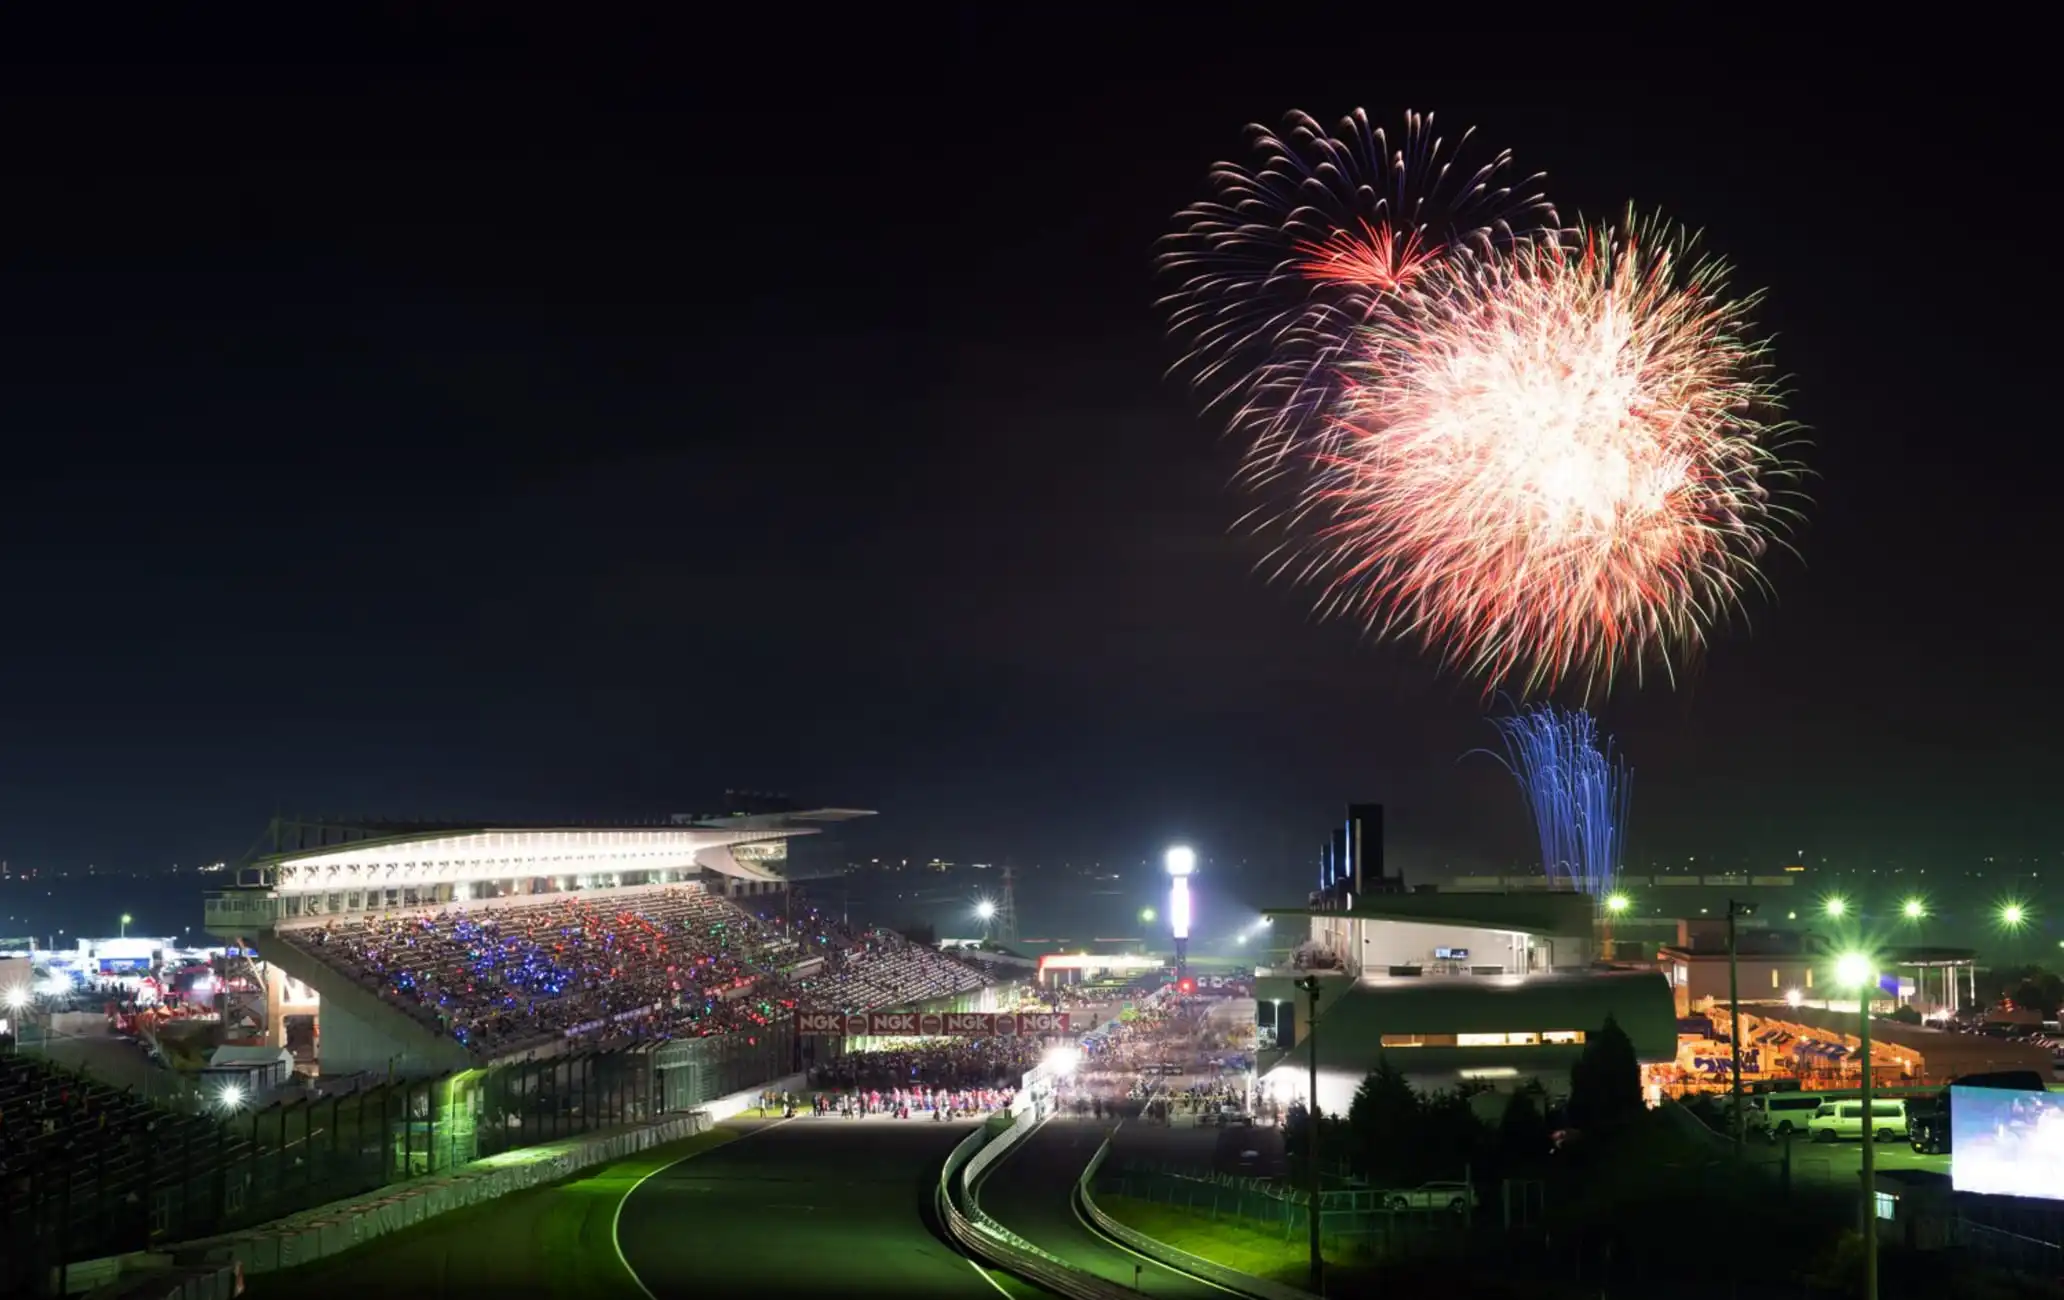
[0,1051,201,1229]
[280,884,994,1059]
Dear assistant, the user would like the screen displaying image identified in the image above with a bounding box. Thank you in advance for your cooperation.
[1951,1086,2064,1201]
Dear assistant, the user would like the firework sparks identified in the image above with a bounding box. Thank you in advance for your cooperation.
[1477,704,1631,900]
[1157,109,1554,477]
[1301,211,1802,694]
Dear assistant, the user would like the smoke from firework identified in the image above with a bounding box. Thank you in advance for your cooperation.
[1480,704,1631,900]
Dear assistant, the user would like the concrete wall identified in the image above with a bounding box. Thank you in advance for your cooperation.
[254,935,472,1078]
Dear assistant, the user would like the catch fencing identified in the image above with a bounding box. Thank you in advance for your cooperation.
[1094,1157,1474,1259]
[4,1031,790,1297]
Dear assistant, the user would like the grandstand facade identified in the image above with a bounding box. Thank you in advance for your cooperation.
[199,811,1001,1088]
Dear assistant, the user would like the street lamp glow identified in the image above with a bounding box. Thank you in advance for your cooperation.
[216,1083,246,1112]
[1163,846,1197,877]
[1139,907,1156,923]
[1042,1046,1081,1076]
[3,986,28,1011]
[1822,896,1847,919]
[974,900,997,921]
[1604,892,1630,915]
[1998,901,2028,930]
[1833,951,1876,989]
[1902,897,1927,921]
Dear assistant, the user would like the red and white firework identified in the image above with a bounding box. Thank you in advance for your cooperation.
[1302,212,1802,694]
[1157,109,1554,479]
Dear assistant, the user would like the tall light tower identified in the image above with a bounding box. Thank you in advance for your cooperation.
[1165,845,1196,986]
[997,865,1019,942]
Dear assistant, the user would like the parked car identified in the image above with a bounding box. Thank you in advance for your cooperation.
[1382,1180,1476,1212]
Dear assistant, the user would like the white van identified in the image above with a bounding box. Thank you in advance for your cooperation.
[1806,1099,1908,1143]
[1758,1093,1826,1136]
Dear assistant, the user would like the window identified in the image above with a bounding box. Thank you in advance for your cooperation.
[1806,968,1814,989]
[1384,1030,1587,1048]
[1875,1192,1896,1221]
[1771,969,1780,989]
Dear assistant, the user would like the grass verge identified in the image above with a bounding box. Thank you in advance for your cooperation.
[242,1124,746,1300]
[1094,1193,1349,1289]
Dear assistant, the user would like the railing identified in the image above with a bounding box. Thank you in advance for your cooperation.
[1078,1133,1317,1300]
[936,1111,1126,1300]
[932,1063,1146,1300]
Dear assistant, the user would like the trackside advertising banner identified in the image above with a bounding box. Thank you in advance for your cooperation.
[793,1011,1071,1037]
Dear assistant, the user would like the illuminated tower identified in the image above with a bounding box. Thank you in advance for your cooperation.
[1164,845,1196,985]
[997,865,1019,943]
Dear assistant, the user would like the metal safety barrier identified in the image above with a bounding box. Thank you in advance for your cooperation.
[936,1069,1133,1300]
[1077,1129,1319,1300]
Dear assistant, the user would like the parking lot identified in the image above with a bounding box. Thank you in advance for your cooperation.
[1745,1132,1950,1187]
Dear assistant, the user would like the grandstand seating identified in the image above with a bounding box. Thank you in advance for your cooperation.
[280,884,990,1060]
[0,1050,203,1260]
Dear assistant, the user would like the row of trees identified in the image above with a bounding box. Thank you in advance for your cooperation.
[1286,1015,1645,1186]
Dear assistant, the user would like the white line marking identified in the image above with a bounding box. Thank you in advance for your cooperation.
[614,1118,791,1300]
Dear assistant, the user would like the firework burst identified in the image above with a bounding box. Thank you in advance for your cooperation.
[1477,703,1631,900]
[1299,210,1803,695]
[1157,109,1554,478]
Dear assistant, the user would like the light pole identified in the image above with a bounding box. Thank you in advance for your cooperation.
[1726,899,1754,1154]
[4,986,28,1054]
[1603,891,1630,961]
[120,913,133,939]
[1164,846,1196,987]
[1834,951,1879,1300]
[1295,973,1323,1295]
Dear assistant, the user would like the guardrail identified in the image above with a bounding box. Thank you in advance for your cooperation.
[934,1068,1134,1300]
[1077,1131,1318,1300]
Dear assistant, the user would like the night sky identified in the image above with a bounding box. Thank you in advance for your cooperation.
[0,26,2050,889]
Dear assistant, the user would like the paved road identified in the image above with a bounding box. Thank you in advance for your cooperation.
[1752,1133,1950,1187]
[618,1115,1023,1299]
[975,1119,1231,1300]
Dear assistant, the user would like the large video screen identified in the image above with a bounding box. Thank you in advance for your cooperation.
[1951,1086,2064,1201]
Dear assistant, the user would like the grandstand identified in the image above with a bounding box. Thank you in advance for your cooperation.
[201,813,998,1080]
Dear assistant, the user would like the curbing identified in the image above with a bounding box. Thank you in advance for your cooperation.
[1077,1135,1320,1300]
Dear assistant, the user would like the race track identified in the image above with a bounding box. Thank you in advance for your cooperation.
[974,1119,1230,1300]
[618,1115,1023,1299]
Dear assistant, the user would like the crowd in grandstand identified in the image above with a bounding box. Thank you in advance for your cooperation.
[0,1052,174,1211]
[285,885,992,1058]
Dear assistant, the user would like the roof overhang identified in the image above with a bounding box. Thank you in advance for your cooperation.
[256,825,816,894]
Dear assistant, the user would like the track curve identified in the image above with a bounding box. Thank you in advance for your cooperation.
[973,1119,1232,1300]
[617,1116,1017,1299]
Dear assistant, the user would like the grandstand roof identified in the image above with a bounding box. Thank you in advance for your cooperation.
[241,811,874,893]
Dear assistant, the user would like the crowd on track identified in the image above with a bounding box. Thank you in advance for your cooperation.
[286,885,991,1058]
[1058,987,1259,1120]
[806,1036,1043,1091]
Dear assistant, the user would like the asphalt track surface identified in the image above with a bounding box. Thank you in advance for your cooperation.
[618,1115,1028,1299]
[975,1119,1231,1300]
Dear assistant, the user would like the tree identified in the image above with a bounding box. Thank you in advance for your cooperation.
[1567,1014,1642,1133]
[1346,1057,1420,1182]
[1497,1081,1553,1168]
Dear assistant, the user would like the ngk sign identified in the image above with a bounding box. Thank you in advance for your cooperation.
[792,1011,1072,1037]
